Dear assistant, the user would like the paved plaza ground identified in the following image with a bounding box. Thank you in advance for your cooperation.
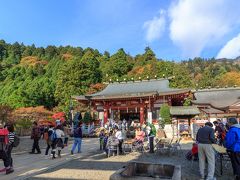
[0,137,99,180]
[0,137,235,180]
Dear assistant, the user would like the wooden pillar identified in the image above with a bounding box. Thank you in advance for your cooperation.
[140,107,144,125]
[104,108,108,124]
[148,96,151,111]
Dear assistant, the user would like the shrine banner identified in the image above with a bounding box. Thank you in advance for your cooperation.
[99,112,104,121]
[148,112,152,124]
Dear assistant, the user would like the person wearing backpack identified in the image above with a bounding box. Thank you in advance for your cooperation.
[29,121,41,154]
[51,125,64,159]
[71,122,83,154]
[0,123,14,175]
[55,125,65,158]
[45,125,54,156]
[1,123,15,174]
[225,117,240,180]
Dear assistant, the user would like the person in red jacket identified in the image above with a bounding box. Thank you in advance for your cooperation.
[191,143,199,161]
[185,143,198,161]
[0,123,14,174]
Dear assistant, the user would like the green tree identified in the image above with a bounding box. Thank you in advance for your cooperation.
[183,97,192,106]
[134,47,157,67]
[171,64,193,88]
[55,49,101,110]
[0,40,7,60]
[159,104,171,128]
[102,48,132,80]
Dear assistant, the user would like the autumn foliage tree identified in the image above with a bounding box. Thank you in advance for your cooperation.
[0,40,239,113]
[12,106,53,123]
[216,71,240,87]
[86,83,106,94]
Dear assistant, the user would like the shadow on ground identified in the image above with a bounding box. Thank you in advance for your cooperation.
[27,143,234,180]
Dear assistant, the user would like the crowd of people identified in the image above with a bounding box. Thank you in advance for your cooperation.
[1,116,239,179]
[0,119,83,176]
[30,121,83,158]
[189,118,240,180]
[97,120,157,156]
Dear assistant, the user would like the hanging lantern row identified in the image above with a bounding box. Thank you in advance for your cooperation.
[107,74,172,83]
[195,84,239,90]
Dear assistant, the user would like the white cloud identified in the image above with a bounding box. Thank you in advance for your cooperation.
[143,10,166,42]
[216,33,240,59]
[168,0,240,58]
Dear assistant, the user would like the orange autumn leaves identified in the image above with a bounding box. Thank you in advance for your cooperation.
[217,71,240,86]
[87,83,106,95]
[20,56,48,66]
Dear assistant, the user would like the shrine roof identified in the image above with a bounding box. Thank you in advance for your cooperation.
[72,95,89,101]
[192,87,240,110]
[74,79,189,100]
[199,106,225,114]
[229,100,240,113]
[170,106,200,116]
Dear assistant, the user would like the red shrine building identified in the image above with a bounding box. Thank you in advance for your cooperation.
[73,78,190,125]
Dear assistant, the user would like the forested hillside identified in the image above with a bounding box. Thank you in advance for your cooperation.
[0,40,240,111]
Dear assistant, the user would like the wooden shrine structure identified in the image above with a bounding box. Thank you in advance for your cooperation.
[192,87,240,118]
[73,78,190,125]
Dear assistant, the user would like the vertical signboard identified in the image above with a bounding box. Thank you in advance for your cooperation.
[148,112,152,124]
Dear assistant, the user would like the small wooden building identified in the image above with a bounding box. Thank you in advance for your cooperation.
[170,106,200,137]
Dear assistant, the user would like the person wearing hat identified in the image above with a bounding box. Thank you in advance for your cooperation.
[196,122,216,180]
[225,117,240,180]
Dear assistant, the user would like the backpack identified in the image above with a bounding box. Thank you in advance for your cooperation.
[74,127,82,137]
[0,129,9,159]
[13,135,20,147]
[50,130,57,141]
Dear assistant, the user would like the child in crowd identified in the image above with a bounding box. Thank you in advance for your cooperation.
[99,129,105,150]
[186,143,198,161]
[103,132,108,151]
[191,143,198,160]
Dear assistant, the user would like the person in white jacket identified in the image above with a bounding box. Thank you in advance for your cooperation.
[115,127,123,154]
[52,125,64,159]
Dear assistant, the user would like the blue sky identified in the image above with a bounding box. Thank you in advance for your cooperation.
[1,0,240,60]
